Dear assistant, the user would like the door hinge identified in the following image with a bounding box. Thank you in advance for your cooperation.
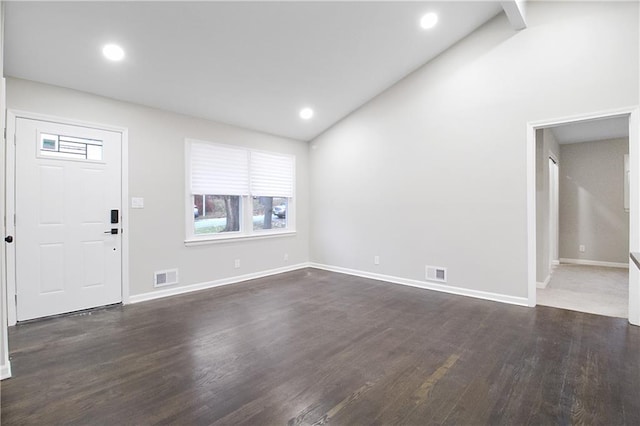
[15,294,17,305]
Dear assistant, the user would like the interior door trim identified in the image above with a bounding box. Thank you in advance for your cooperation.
[526,106,640,326]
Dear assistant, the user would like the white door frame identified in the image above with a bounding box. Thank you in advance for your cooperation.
[548,157,559,268]
[5,110,130,326]
[526,106,640,325]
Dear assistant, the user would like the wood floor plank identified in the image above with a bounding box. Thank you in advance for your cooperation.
[2,268,639,425]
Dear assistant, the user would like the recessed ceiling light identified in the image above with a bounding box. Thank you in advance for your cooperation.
[102,44,125,61]
[299,107,314,120]
[420,12,438,30]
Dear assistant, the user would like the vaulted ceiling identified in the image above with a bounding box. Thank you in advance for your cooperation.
[4,1,515,141]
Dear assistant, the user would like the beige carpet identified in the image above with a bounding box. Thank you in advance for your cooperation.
[537,264,628,318]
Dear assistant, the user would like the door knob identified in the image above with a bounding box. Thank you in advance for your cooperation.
[5,235,13,243]
[104,229,118,235]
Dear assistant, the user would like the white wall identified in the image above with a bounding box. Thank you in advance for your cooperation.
[559,137,629,263]
[309,1,639,300]
[536,129,560,284]
[6,78,309,300]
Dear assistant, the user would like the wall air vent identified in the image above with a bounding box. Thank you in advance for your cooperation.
[154,269,179,287]
[426,265,447,283]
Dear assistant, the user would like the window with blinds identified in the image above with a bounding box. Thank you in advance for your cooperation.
[186,139,295,240]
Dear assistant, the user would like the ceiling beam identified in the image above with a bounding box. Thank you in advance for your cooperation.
[501,0,527,31]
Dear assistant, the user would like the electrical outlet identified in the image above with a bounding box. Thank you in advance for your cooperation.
[579,245,585,253]
[284,253,289,262]
[374,255,380,265]
[234,259,240,269]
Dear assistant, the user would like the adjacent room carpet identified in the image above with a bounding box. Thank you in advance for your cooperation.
[537,264,628,319]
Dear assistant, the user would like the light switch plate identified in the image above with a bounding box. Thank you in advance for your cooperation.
[131,197,144,209]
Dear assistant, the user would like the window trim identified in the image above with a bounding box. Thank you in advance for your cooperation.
[184,139,296,244]
[184,229,297,246]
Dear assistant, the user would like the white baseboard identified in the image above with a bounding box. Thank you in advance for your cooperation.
[1,361,12,380]
[551,260,560,266]
[309,263,528,307]
[559,258,629,269]
[129,260,529,308]
[537,274,551,289]
[129,263,310,304]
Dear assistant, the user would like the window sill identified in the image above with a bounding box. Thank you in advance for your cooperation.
[184,230,297,246]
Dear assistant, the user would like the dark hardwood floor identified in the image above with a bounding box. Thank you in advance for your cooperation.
[2,268,639,425]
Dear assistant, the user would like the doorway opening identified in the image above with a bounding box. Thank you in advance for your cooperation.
[527,108,639,325]
[536,119,629,318]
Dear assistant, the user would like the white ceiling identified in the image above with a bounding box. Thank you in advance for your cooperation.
[550,116,630,145]
[4,1,505,141]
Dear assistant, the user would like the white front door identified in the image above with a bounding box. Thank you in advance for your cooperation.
[14,117,122,321]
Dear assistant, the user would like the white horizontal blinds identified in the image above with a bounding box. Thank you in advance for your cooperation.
[250,151,294,197]
[190,141,249,195]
